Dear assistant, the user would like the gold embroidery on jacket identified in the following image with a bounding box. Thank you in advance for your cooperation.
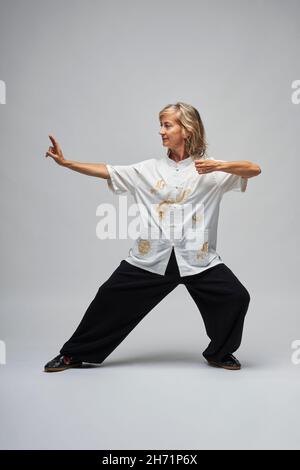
[138,239,151,254]
[197,241,209,259]
[175,189,191,203]
[192,214,202,222]
[150,179,166,194]
[157,199,174,219]
[157,188,192,219]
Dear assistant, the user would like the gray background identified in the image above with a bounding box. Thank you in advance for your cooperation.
[1,0,299,450]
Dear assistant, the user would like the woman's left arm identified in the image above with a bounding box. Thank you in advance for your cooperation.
[195,160,261,178]
[215,160,261,178]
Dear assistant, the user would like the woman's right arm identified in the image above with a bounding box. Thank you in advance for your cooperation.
[45,134,109,179]
[61,160,109,179]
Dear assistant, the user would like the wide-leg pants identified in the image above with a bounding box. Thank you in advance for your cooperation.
[60,248,251,363]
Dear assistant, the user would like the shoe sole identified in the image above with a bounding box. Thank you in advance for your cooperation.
[44,363,83,372]
[207,360,241,370]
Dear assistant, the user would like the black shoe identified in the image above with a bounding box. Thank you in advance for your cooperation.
[206,353,241,370]
[44,354,83,372]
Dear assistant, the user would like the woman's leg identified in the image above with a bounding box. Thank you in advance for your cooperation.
[182,263,251,361]
[59,255,180,364]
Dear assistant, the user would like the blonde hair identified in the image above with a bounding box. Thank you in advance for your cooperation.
[159,101,209,160]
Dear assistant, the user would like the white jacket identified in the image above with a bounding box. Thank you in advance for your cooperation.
[106,153,247,276]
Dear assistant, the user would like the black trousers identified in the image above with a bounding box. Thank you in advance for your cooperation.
[60,248,251,363]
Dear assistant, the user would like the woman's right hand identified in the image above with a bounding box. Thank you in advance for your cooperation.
[45,135,66,166]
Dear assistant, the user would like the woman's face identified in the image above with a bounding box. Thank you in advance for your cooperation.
[159,111,188,150]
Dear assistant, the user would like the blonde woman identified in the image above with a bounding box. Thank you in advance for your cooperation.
[44,102,261,372]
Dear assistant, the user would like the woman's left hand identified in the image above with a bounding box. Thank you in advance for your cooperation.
[194,159,221,174]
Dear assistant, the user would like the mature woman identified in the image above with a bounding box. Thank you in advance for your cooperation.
[44,102,261,372]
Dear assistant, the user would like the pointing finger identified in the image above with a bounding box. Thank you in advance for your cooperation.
[49,134,60,152]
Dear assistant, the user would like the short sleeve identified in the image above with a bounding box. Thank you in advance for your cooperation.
[213,159,248,193]
[106,163,140,195]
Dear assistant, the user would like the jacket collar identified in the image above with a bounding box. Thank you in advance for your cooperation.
[162,153,193,168]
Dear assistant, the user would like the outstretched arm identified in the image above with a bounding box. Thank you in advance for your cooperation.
[214,160,261,178]
[194,159,261,178]
[45,134,109,179]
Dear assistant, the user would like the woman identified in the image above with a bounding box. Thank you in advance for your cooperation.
[44,102,261,372]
